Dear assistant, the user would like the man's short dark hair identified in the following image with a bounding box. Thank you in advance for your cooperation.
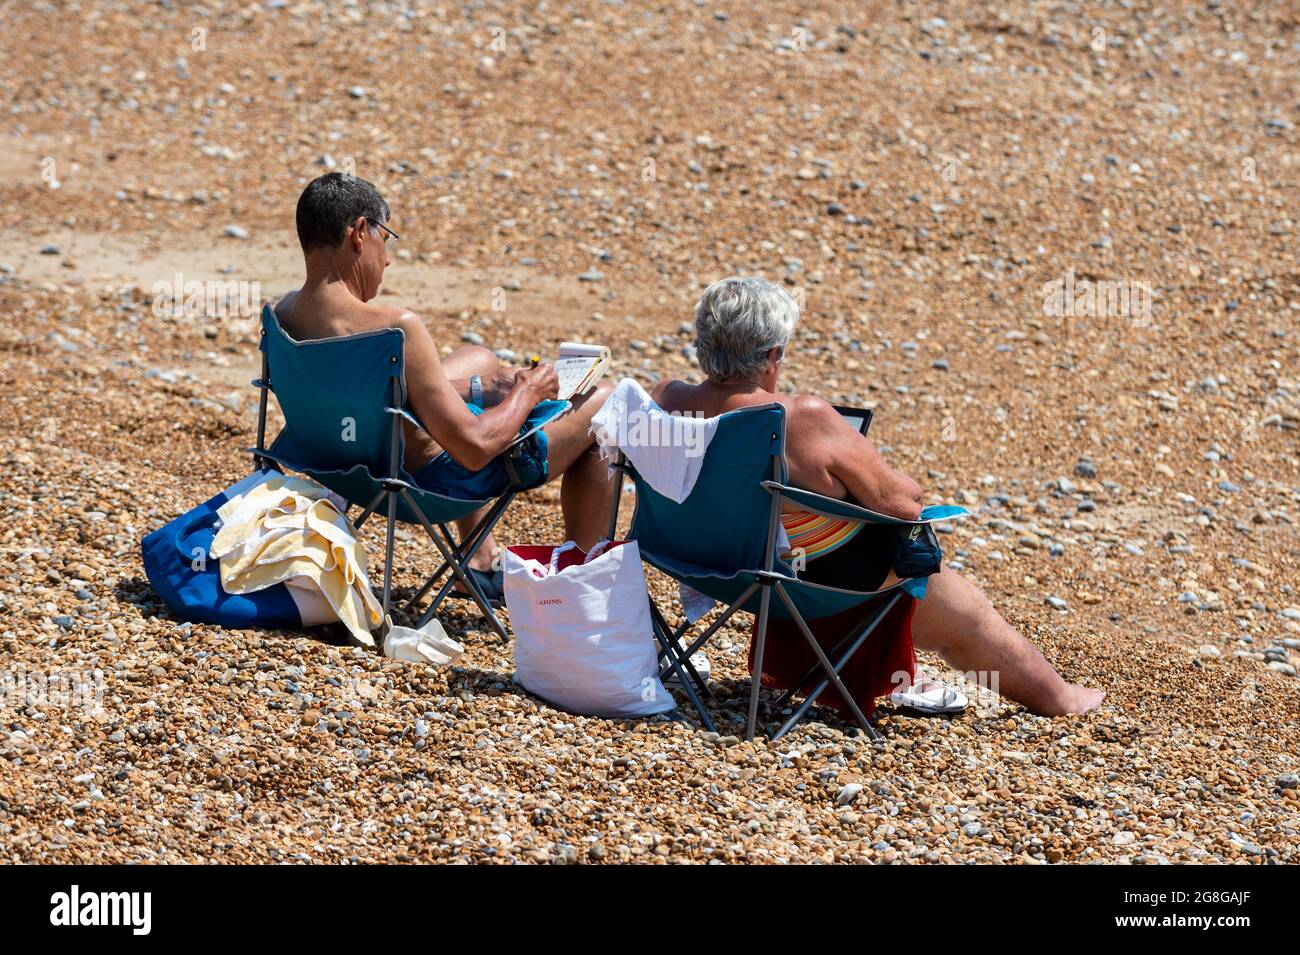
[295,172,391,251]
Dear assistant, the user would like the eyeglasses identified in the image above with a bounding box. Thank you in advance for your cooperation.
[367,218,399,247]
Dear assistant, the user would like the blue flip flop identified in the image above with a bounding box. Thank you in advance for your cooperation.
[448,566,505,607]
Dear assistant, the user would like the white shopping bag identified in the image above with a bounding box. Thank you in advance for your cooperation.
[503,540,674,718]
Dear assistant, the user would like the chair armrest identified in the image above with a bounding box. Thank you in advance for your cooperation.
[388,399,571,442]
[528,399,572,430]
[762,481,971,526]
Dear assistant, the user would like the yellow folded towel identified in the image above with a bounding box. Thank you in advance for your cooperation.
[211,474,383,644]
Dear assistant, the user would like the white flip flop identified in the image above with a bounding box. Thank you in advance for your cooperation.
[663,650,711,685]
[889,677,968,715]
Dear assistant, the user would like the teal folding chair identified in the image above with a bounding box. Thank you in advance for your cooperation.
[606,403,961,740]
[248,305,567,640]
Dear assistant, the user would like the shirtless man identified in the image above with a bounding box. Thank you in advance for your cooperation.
[652,276,1104,716]
[275,173,614,598]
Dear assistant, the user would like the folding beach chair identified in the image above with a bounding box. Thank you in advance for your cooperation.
[248,305,566,641]
[606,403,955,741]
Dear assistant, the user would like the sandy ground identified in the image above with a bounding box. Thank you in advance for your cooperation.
[0,0,1297,863]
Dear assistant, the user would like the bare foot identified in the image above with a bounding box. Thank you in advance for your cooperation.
[1032,684,1104,716]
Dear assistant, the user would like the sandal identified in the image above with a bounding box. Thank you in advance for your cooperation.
[888,675,968,715]
[448,566,505,607]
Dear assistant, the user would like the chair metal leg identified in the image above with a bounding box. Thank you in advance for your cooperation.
[417,554,470,623]
[354,488,386,530]
[380,491,398,622]
[773,581,879,740]
[401,494,513,615]
[773,592,903,709]
[400,489,508,642]
[427,522,491,608]
[649,603,712,702]
[419,548,506,640]
[771,594,901,742]
[745,584,774,741]
[659,582,759,679]
[650,603,716,733]
[399,556,453,615]
[457,492,514,566]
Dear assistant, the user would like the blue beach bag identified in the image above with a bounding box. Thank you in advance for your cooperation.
[141,470,305,629]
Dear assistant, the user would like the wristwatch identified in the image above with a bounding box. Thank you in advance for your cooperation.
[469,374,484,407]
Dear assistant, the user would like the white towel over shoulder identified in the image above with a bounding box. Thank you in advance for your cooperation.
[592,378,734,622]
[590,377,721,503]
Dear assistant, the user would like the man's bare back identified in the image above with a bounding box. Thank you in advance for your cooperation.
[273,285,447,469]
[652,378,923,518]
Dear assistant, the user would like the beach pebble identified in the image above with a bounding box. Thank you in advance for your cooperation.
[2,0,1295,870]
[835,783,863,806]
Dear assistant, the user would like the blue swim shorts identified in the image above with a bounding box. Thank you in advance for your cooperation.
[410,400,563,499]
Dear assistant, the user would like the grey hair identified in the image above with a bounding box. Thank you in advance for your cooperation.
[693,276,799,382]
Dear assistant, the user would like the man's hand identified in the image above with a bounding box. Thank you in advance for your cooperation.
[511,363,560,402]
[396,311,557,471]
[484,369,521,406]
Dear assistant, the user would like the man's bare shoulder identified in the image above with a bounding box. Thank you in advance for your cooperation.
[274,290,419,342]
[785,392,839,425]
[649,378,685,405]
[353,299,417,329]
[782,393,860,443]
[273,289,299,321]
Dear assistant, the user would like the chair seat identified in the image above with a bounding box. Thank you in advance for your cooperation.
[262,430,491,526]
[640,548,927,621]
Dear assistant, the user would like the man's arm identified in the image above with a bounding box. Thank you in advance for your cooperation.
[446,366,529,407]
[797,396,923,520]
[396,311,557,471]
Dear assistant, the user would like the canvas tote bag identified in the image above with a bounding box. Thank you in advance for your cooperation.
[503,540,673,718]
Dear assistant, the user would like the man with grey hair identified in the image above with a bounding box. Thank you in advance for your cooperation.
[692,275,801,382]
[652,276,1103,716]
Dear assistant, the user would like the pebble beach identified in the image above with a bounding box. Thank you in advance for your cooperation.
[0,0,1297,864]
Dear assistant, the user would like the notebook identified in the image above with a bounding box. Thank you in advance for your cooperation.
[553,342,611,400]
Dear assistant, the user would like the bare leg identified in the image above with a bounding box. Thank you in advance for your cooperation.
[428,362,613,565]
[542,379,616,551]
[896,565,1104,715]
[438,345,503,570]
